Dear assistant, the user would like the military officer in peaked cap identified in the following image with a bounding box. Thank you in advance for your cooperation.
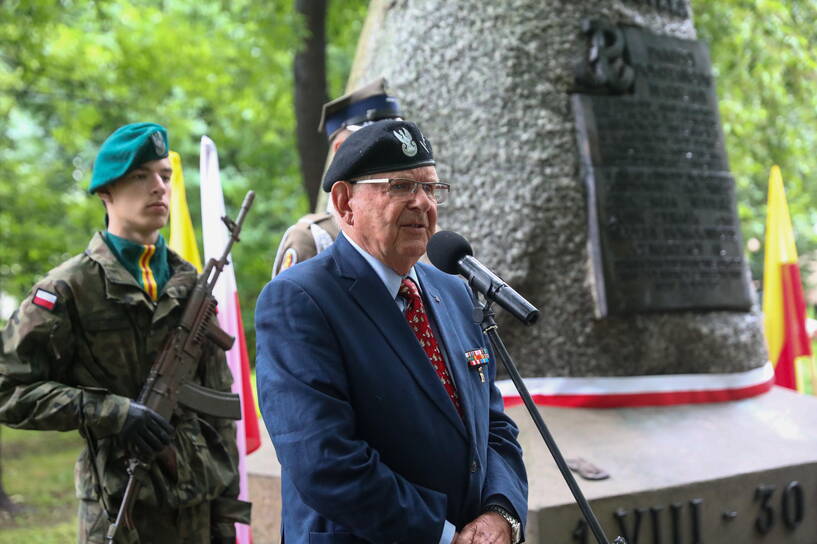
[257,120,527,543]
[271,77,403,277]
[0,123,250,543]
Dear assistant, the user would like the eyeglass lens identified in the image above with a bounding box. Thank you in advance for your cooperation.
[388,180,448,203]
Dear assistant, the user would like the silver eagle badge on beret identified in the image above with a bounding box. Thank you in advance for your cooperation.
[151,131,166,155]
[393,128,418,157]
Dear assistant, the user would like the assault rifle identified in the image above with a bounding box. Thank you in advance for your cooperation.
[106,190,255,542]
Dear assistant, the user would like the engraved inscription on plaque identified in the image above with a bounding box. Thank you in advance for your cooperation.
[573,22,752,316]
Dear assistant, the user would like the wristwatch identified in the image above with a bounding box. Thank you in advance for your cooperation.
[485,504,522,544]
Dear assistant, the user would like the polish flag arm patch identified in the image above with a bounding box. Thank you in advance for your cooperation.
[32,289,58,311]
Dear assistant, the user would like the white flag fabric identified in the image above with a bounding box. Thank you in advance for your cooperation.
[200,135,252,544]
[497,363,774,408]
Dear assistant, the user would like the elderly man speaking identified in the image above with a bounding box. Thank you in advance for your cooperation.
[255,120,527,544]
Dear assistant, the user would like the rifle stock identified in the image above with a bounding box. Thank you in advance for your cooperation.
[105,191,254,542]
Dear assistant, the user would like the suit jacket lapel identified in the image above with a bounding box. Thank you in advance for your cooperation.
[334,236,466,436]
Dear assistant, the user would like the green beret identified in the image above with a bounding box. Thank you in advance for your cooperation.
[89,122,169,193]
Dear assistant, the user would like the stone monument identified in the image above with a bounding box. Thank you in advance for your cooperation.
[347,0,766,378]
[248,2,817,542]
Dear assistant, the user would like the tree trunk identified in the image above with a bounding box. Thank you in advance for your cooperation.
[293,0,329,212]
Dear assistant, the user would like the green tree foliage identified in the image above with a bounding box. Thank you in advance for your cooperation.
[692,0,817,280]
[0,0,368,350]
[3,0,814,338]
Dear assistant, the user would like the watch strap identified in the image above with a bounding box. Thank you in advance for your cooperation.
[484,504,522,543]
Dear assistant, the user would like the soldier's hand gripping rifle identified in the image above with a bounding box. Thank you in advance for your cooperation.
[106,191,255,543]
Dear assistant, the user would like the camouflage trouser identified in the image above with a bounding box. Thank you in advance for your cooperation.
[78,498,211,544]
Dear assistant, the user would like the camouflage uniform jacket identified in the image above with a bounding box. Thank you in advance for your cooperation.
[0,233,249,535]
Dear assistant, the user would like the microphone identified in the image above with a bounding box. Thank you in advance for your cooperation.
[427,231,539,325]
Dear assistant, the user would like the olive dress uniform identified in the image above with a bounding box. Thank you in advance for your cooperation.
[271,212,339,277]
[272,78,402,277]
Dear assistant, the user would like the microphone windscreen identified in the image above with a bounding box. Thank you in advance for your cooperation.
[427,231,473,274]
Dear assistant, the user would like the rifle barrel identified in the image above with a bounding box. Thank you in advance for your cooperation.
[209,190,255,289]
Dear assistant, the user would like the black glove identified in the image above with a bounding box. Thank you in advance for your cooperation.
[120,401,173,456]
[211,538,235,544]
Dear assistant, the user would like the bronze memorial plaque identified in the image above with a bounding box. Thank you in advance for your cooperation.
[572,21,752,316]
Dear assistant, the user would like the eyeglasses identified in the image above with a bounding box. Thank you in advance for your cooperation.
[353,178,450,205]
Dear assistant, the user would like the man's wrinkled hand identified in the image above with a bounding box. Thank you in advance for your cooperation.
[455,512,511,544]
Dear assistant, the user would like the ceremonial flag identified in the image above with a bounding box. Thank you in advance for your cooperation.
[168,151,203,272]
[762,165,812,392]
[200,136,261,544]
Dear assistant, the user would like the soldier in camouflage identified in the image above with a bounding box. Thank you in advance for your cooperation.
[272,78,403,277]
[0,123,250,543]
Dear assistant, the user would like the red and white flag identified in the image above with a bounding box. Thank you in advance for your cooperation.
[32,288,57,311]
[498,363,774,408]
[200,136,261,544]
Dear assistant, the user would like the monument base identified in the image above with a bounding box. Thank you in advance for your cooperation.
[248,386,817,543]
[524,386,817,543]
[247,431,282,544]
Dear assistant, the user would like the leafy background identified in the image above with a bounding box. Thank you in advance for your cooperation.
[1,0,816,354]
[1,0,816,539]
[694,1,817,287]
[0,0,369,355]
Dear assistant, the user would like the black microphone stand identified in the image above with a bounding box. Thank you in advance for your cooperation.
[476,296,626,544]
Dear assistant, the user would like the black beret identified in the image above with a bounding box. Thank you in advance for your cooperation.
[322,120,435,192]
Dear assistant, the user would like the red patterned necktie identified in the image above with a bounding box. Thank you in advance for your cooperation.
[399,277,463,417]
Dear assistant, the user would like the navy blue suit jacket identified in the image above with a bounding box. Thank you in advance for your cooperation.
[255,235,527,543]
